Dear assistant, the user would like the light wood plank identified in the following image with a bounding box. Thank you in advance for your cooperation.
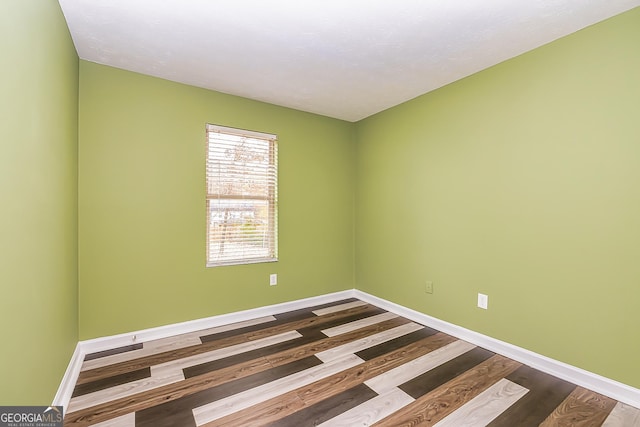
[319,388,414,427]
[68,371,184,413]
[316,322,424,362]
[151,330,301,377]
[81,316,277,371]
[266,317,412,366]
[365,339,476,394]
[313,300,368,316]
[321,312,398,336]
[65,357,275,426]
[69,331,300,414]
[297,333,457,406]
[192,354,365,425]
[200,333,457,427]
[602,402,640,427]
[373,355,522,426]
[89,412,135,427]
[77,304,379,385]
[433,378,528,426]
[65,299,634,427]
[64,319,419,426]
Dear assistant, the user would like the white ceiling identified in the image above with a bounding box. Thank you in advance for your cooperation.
[59,1,640,122]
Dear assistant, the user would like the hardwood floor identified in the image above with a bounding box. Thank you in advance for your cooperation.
[64,299,640,426]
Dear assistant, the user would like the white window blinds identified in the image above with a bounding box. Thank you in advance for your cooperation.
[206,124,278,267]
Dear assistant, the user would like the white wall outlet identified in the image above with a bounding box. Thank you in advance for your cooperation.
[477,293,488,310]
[270,274,278,286]
[425,281,434,294]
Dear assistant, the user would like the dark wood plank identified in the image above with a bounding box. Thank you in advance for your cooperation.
[185,314,409,379]
[266,383,378,427]
[183,333,323,379]
[65,317,412,426]
[273,298,359,320]
[399,346,495,399]
[201,333,457,427]
[539,386,617,427]
[374,354,522,426]
[135,356,323,427]
[264,316,412,367]
[65,356,275,426]
[355,327,438,361]
[486,365,577,427]
[296,333,458,405]
[72,367,150,398]
[84,343,143,361]
[63,299,628,427]
[198,298,361,342]
[295,307,389,336]
[77,304,382,385]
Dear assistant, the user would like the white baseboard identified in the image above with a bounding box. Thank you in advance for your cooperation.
[52,289,355,409]
[54,288,640,411]
[52,343,83,409]
[354,289,640,409]
[78,290,355,355]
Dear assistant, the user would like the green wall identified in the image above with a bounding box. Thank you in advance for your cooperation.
[78,62,355,339]
[355,8,640,388]
[3,1,637,404]
[0,1,79,404]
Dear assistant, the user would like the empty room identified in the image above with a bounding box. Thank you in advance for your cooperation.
[2,1,640,426]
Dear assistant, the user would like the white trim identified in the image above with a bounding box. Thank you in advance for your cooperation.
[52,343,83,408]
[78,290,355,355]
[206,123,276,141]
[54,288,640,411]
[52,290,355,410]
[353,289,640,409]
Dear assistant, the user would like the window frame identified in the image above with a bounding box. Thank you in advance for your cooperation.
[205,124,278,267]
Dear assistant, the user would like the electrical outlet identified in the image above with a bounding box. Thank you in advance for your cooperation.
[270,274,277,286]
[477,293,488,310]
[425,281,433,294]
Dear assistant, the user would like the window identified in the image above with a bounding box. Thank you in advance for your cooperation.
[206,124,278,267]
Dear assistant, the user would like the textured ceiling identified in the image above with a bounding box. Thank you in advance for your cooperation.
[58,1,640,122]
